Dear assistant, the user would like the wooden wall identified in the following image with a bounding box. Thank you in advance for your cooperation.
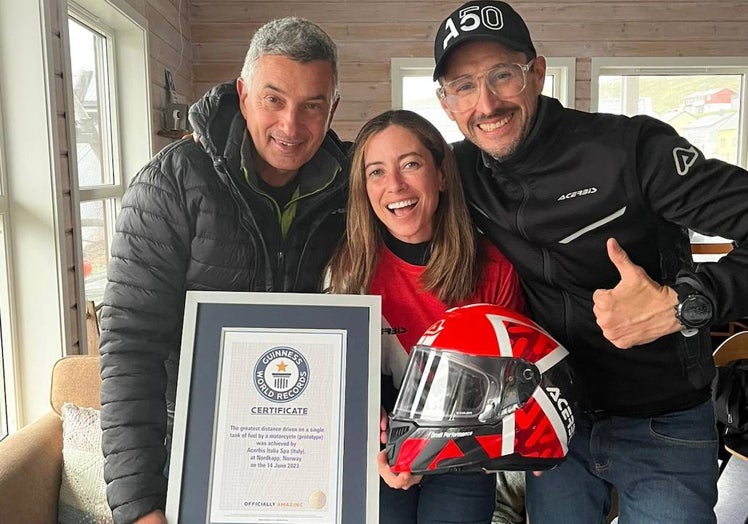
[47,0,748,350]
[189,0,748,141]
[131,0,194,152]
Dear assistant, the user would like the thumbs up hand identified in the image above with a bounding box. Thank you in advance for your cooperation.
[592,238,682,349]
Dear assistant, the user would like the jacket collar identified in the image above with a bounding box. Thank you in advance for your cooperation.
[189,81,240,163]
[240,131,343,195]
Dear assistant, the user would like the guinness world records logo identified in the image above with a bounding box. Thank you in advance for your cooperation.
[254,346,310,402]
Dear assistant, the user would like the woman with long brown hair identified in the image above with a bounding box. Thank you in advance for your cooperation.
[327,109,524,523]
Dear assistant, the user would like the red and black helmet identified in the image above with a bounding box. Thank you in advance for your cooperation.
[386,303,577,474]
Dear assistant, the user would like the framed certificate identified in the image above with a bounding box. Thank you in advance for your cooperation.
[166,292,381,523]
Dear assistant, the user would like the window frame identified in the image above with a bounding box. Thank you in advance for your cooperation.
[65,0,152,355]
[0,99,17,439]
[0,0,70,430]
[67,6,126,321]
[0,0,152,428]
[68,8,123,196]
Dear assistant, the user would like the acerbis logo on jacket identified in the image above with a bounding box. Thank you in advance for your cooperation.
[557,187,597,201]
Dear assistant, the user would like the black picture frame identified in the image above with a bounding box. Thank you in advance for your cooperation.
[165,292,381,523]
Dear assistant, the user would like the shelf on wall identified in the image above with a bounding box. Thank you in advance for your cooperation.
[157,129,190,139]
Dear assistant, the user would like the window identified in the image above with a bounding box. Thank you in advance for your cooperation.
[0,0,150,429]
[592,58,748,252]
[592,58,748,168]
[392,57,576,142]
[68,10,123,308]
[63,0,151,360]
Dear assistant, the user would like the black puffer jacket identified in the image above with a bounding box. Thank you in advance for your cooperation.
[455,96,748,418]
[99,82,349,523]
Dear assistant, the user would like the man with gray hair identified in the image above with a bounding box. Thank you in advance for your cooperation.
[99,17,349,524]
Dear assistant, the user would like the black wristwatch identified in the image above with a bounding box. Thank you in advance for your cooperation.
[673,284,713,330]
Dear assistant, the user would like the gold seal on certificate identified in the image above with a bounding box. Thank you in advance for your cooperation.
[308,490,327,510]
[208,328,346,523]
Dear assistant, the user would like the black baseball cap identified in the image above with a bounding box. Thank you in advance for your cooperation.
[433,1,536,80]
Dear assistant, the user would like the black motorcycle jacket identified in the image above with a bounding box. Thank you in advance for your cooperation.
[454,96,748,417]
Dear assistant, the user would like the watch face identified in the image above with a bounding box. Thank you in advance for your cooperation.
[681,295,712,328]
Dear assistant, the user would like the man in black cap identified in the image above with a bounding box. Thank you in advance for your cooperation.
[433,1,748,522]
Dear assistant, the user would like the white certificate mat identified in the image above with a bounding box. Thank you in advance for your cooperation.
[166,292,381,524]
[210,329,345,522]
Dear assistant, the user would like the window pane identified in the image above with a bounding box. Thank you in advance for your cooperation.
[544,74,558,99]
[403,76,463,143]
[597,69,744,250]
[81,199,115,305]
[598,74,743,165]
[69,18,114,187]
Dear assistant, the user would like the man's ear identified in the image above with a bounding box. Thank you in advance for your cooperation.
[236,77,249,119]
[327,95,340,129]
[438,95,457,122]
[531,55,547,94]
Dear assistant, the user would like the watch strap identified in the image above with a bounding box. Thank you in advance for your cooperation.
[672,284,713,331]
[672,282,698,302]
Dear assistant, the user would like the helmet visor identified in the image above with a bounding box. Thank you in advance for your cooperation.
[392,345,537,426]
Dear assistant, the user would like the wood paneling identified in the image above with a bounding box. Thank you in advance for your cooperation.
[191,1,748,21]
[191,22,439,42]
[146,2,188,54]
[48,0,748,339]
[143,0,194,152]
[188,1,748,137]
[190,2,748,23]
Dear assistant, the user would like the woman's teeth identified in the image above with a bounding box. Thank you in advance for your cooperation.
[387,198,417,210]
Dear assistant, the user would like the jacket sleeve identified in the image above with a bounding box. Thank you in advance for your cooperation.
[99,150,192,523]
[634,116,748,323]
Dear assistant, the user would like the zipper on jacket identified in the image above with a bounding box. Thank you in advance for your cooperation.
[239,167,287,290]
[292,184,347,289]
[214,157,270,289]
[560,280,574,346]
[275,250,285,289]
[499,164,574,345]
[513,177,530,240]
[288,166,340,207]
[275,166,343,289]
[237,160,344,290]
[489,164,530,240]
